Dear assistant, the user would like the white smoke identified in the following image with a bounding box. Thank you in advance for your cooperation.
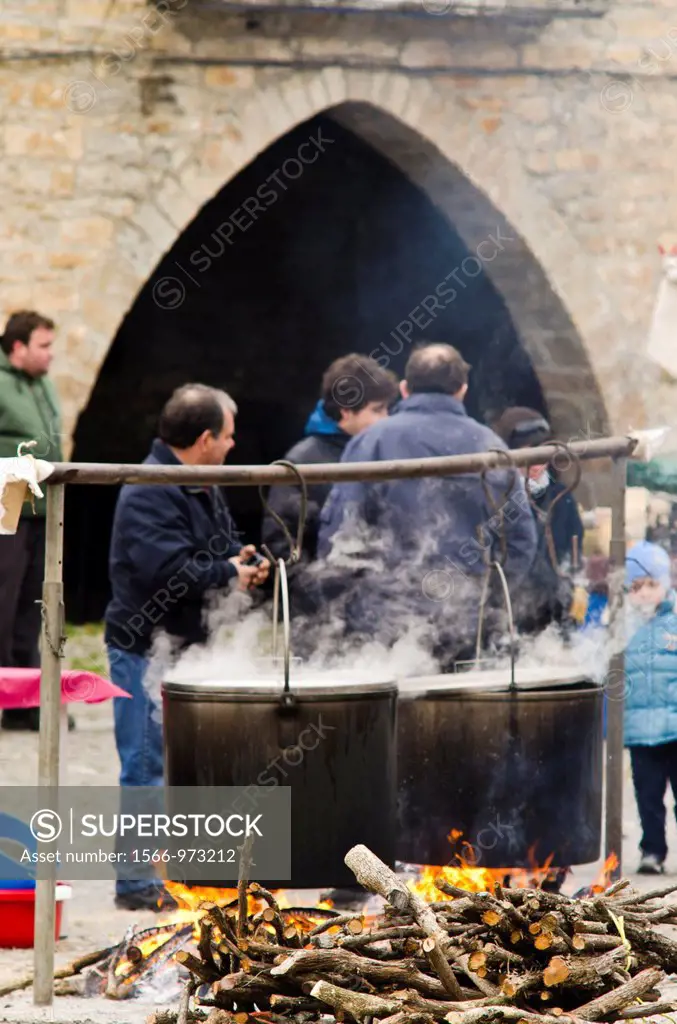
[143,535,441,703]
[143,481,622,703]
[496,569,627,689]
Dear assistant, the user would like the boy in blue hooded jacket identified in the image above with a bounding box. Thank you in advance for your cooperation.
[625,540,677,874]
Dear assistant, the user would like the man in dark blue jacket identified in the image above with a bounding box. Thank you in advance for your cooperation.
[317,344,537,665]
[105,383,269,910]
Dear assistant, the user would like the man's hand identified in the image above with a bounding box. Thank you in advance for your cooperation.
[229,545,271,590]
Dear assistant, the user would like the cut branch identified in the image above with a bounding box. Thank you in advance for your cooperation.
[345,845,447,945]
[575,967,664,1021]
[310,979,401,1019]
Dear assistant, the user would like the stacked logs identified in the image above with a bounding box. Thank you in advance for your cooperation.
[171,845,677,1024]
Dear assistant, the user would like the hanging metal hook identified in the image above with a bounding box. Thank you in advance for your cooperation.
[475,560,518,690]
[258,459,309,567]
[473,450,521,679]
[527,440,582,576]
[478,447,521,568]
[271,558,292,696]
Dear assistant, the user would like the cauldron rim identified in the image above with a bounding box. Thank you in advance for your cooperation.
[397,675,599,701]
[162,678,397,701]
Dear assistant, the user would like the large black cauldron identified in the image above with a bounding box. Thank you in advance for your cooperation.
[397,671,603,868]
[163,675,397,888]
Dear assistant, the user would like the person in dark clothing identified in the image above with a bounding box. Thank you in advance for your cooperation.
[261,355,398,612]
[318,345,537,665]
[492,406,584,634]
[105,384,269,911]
[0,311,63,732]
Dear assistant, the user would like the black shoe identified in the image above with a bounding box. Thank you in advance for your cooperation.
[1,708,40,731]
[115,887,179,912]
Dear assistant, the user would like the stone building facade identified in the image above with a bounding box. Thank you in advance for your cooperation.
[2,0,677,468]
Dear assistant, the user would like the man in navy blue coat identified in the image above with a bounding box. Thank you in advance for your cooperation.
[317,344,537,665]
[105,383,269,911]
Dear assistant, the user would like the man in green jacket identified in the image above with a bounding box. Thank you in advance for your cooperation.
[0,311,63,730]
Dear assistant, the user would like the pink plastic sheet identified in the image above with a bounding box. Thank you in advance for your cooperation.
[0,669,130,709]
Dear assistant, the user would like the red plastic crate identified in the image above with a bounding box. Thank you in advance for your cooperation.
[0,885,71,948]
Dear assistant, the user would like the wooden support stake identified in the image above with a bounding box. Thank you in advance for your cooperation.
[33,483,65,1007]
[605,456,627,879]
[238,834,255,939]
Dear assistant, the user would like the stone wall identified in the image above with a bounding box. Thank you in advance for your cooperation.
[2,0,677,451]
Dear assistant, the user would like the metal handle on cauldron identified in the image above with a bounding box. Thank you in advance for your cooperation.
[272,557,295,708]
[475,560,518,691]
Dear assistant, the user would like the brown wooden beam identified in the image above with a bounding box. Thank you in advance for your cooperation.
[49,435,636,487]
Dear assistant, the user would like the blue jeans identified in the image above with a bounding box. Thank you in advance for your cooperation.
[108,646,164,896]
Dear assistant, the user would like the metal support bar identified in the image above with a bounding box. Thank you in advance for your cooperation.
[48,435,637,487]
[605,456,627,879]
[33,484,65,1007]
[26,436,631,994]
[183,0,609,20]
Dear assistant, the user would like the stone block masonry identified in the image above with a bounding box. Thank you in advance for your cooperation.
[0,0,676,450]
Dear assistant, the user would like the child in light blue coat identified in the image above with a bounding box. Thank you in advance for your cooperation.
[625,540,677,874]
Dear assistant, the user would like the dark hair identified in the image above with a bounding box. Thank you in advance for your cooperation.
[404,343,470,395]
[158,384,225,449]
[1,311,55,355]
[322,354,399,421]
[491,406,552,449]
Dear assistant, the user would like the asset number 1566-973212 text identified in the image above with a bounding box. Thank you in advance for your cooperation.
[131,849,237,863]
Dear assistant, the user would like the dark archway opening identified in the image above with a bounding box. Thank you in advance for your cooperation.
[66,107,555,622]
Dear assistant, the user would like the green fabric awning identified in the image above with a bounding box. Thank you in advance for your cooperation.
[628,455,677,495]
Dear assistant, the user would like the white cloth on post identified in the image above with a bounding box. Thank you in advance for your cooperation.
[0,446,54,535]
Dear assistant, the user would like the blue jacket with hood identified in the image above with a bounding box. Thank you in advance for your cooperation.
[625,595,677,747]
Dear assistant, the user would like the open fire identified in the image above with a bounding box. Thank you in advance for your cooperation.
[407,831,620,901]
[62,843,621,1003]
[87,883,340,1000]
[52,841,677,1024]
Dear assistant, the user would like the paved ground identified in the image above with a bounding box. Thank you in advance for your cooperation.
[1,691,677,1023]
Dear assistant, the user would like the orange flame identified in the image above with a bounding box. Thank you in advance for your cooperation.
[408,831,561,900]
[157,882,334,935]
[113,884,337,977]
[589,853,619,893]
[114,925,190,978]
[162,881,333,914]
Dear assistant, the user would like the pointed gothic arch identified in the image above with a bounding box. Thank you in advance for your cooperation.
[65,94,615,619]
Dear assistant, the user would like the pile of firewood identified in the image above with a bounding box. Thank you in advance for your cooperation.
[165,845,677,1024]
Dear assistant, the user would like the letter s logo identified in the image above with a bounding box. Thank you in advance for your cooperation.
[30,809,63,843]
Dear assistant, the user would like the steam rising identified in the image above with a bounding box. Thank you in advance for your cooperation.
[142,507,622,717]
[153,578,439,692]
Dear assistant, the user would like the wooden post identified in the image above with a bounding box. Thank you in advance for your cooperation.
[605,457,627,879]
[33,484,65,1006]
